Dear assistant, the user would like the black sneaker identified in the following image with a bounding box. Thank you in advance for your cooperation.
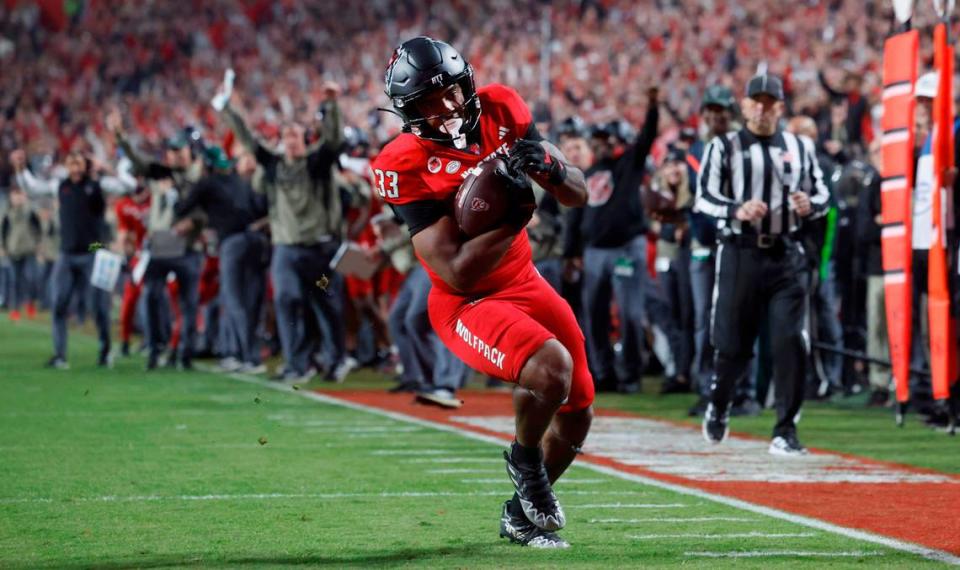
[503,444,565,531]
[769,433,809,456]
[499,499,570,549]
[120,341,130,358]
[702,403,729,444]
[145,352,159,371]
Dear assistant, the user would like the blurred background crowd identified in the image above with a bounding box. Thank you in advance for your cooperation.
[0,0,953,421]
[5,0,954,160]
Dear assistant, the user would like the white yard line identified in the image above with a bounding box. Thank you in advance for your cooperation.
[0,491,513,504]
[212,368,960,566]
[0,442,431,451]
[630,532,816,540]
[685,550,883,559]
[0,489,645,505]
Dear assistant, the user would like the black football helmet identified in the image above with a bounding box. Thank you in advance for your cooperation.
[384,36,480,147]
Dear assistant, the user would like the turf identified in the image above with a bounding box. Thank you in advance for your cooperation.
[0,320,950,568]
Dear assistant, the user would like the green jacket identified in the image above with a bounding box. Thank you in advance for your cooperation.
[223,100,345,245]
[1,204,41,258]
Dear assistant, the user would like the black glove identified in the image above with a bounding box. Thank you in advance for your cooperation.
[507,139,567,185]
[495,160,536,230]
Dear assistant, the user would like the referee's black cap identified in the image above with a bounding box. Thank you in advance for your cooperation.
[746,74,784,101]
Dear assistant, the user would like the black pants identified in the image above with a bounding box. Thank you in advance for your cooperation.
[710,238,808,437]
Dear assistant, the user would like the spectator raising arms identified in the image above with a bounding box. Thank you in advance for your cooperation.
[214,71,356,383]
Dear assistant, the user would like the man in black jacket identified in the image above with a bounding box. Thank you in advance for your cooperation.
[11,149,131,368]
[174,147,269,374]
[563,87,659,392]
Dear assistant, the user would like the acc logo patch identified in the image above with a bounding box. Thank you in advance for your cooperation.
[470,198,490,212]
[427,156,442,174]
[445,160,461,174]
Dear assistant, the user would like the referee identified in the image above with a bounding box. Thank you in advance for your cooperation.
[694,74,830,456]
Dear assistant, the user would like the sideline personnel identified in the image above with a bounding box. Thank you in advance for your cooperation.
[695,74,830,455]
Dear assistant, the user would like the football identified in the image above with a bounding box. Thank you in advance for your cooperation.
[454,158,517,237]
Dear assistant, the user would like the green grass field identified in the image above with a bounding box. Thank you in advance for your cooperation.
[0,319,954,568]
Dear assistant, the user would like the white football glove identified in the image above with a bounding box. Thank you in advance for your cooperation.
[210,68,235,112]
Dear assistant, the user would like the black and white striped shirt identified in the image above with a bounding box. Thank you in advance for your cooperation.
[694,128,830,235]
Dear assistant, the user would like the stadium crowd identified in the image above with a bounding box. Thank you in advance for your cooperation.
[0,0,955,421]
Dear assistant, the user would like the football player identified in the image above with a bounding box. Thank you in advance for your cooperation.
[371,37,592,548]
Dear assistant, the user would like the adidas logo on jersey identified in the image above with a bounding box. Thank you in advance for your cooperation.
[498,126,509,140]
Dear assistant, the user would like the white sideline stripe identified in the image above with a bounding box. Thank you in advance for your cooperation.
[573,504,690,509]
[686,550,882,559]
[631,532,816,540]
[213,369,960,566]
[427,469,498,474]
[0,489,650,505]
[590,517,758,523]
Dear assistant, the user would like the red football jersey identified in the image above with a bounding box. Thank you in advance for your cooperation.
[114,194,151,249]
[371,84,534,295]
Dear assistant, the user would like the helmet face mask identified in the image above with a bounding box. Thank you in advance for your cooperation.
[385,37,481,149]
